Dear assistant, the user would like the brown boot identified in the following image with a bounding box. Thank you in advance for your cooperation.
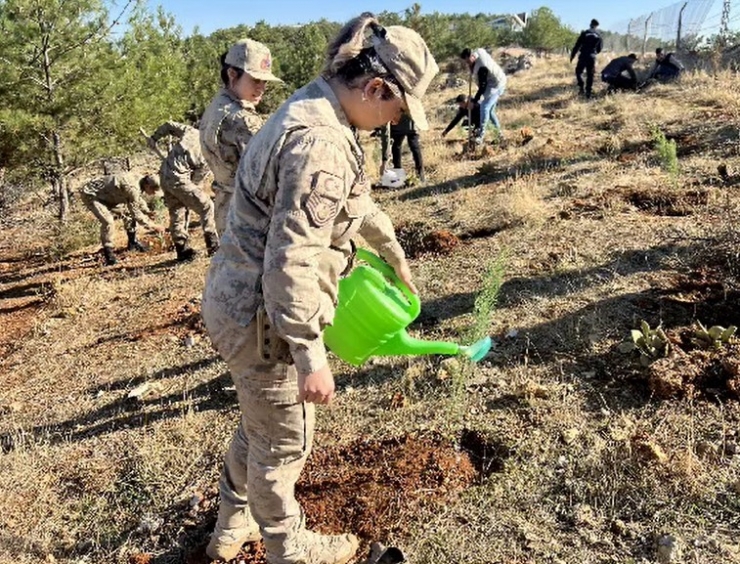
[205,232,220,256]
[205,505,261,562]
[102,247,118,266]
[175,242,196,262]
[291,531,359,564]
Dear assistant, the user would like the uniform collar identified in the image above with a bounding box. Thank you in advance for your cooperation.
[314,76,363,161]
[221,88,257,111]
[315,77,355,133]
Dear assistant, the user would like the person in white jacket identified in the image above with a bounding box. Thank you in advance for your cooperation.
[460,47,507,144]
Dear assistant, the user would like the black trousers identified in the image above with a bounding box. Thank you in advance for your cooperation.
[604,74,636,92]
[575,57,595,96]
[391,131,423,176]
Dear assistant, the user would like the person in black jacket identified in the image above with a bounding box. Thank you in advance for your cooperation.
[441,94,481,138]
[649,48,684,82]
[601,54,638,93]
[376,115,425,183]
[570,19,603,99]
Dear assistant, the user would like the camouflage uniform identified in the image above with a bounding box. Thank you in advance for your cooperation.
[151,121,218,252]
[200,90,264,234]
[202,24,438,564]
[200,38,281,235]
[79,174,157,249]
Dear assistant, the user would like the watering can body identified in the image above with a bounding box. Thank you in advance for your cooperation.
[323,249,493,366]
[323,248,421,366]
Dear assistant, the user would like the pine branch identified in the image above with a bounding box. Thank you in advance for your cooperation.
[53,0,135,59]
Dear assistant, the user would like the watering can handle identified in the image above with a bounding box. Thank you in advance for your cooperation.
[355,248,421,318]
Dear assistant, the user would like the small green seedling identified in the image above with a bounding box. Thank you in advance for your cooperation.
[651,127,679,176]
[691,321,737,349]
[619,320,670,366]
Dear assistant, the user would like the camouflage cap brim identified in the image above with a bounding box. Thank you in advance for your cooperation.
[246,70,283,82]
[403,93,428,131]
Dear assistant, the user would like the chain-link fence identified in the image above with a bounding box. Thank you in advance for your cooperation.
[603,0,718,52]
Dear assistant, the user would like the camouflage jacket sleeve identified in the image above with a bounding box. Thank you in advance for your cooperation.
[120,181,156,228]
[357,201,407,272]
[262,129,354,376]
[220,110,264,166]
[151,121,188,142]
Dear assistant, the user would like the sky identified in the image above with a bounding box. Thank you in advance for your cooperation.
[148,0,730,36]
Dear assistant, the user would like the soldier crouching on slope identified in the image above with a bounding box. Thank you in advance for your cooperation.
[79,173,165,266]
[148,121,219,261]
[201,12,438,564]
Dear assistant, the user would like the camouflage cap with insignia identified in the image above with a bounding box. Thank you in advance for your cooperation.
[370,26,439,131]
[225,38,283,82]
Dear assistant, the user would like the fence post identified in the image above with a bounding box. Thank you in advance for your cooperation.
[676,2,688,51]
[642,13,653,56]
[627,19,633,51]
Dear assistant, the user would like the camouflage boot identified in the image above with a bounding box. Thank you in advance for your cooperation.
[205,232,220,256]
[205,505,261,562]
[288,531,359,564]
[126,231,149,253]
[102,247,118,266]
[175,242,196,262]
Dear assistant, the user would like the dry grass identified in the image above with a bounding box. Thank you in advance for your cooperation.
[2,56,740,564]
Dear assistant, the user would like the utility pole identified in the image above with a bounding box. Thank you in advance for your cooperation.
[719,0,731,45]
[642,13,653,56]
[676,2,688,51]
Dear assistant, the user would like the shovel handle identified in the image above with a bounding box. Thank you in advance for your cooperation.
[355,248,421,318]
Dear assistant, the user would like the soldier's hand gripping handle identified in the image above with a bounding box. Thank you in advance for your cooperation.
[139,127,166,160]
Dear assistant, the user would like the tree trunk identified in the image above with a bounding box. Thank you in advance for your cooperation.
[57,177,69,222]
[52,130,69,222]
[42,32,70,222]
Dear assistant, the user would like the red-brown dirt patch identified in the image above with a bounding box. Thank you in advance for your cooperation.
[183,435,479,564]
[395,223,461,259]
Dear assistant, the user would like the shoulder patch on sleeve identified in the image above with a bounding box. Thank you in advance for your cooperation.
[304,170,345,227]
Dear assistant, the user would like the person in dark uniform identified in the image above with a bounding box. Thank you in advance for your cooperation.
[601,53,638,93]
[441,94,481,138]
[570,19,603,99]
[649,48,684,82]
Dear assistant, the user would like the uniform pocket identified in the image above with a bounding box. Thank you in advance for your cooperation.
[343,178,373,218]
[257,307,293,365]
[241,377,308,464]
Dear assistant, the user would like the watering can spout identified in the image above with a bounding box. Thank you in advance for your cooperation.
[374,331,493,362]
[374,330,459,357]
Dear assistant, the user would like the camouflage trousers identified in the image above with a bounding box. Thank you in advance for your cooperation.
[80,194,135,249]
[213,184,233,236]
[201,300,316,564]
[160,174,217,246]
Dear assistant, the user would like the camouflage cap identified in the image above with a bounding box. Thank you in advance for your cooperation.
[371,26,439,130]
[225,38,282,82]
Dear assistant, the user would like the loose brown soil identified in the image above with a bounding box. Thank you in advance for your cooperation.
[395,222,461,258]
[182,435,477,564]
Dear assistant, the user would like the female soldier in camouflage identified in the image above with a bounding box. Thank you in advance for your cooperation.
[201,13,439,564]
[200,38,282,235]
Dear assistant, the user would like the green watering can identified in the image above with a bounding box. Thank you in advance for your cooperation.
[323,248,492,366]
